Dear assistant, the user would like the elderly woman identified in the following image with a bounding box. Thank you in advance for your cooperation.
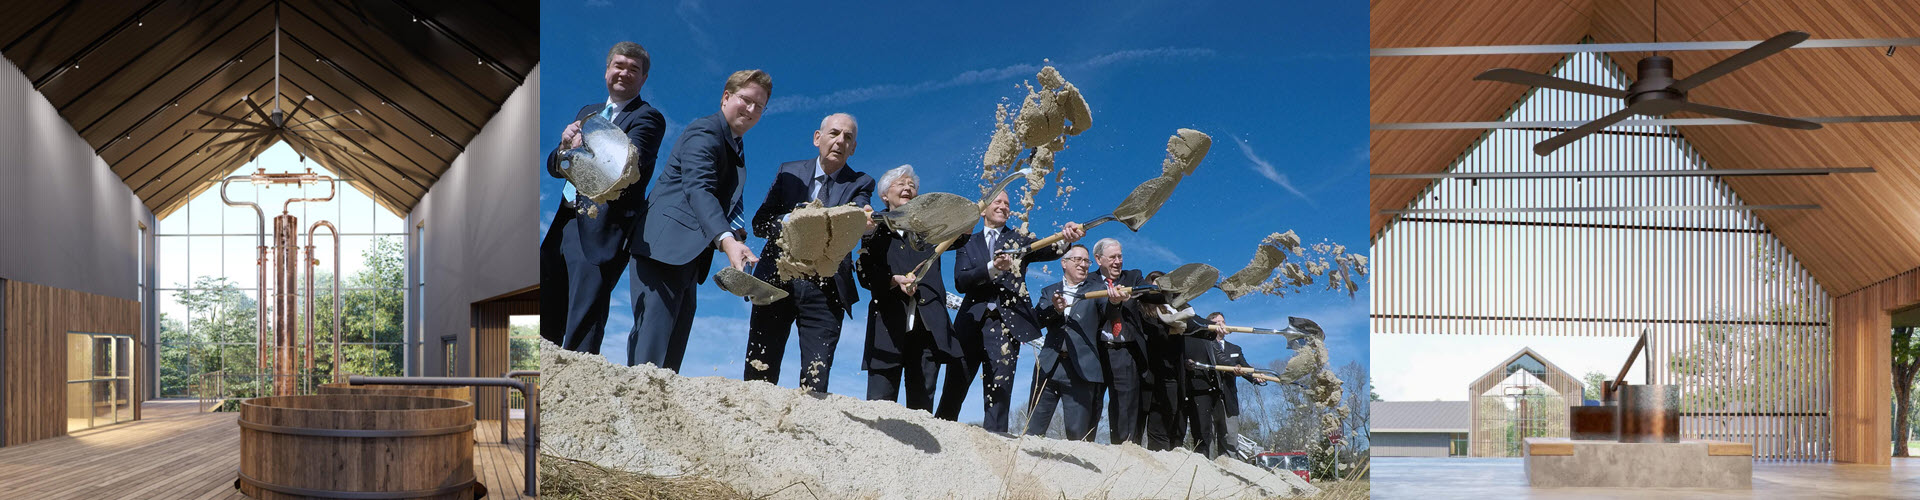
[857,165,963,410]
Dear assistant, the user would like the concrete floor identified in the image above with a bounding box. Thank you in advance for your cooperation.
[1372,457,1920,499]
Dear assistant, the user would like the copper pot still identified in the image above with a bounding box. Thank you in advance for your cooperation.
[1617,384,1680,443]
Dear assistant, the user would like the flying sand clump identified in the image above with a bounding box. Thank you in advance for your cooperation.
[1213,231,1368,299]
[773,202,870,281]
[981,65,1092,231]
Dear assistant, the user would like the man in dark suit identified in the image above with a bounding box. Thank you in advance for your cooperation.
[857,165,962,411]
[1181,311,1265,459]
[546,41,666,355]
[1087,237,1149,445]
[1210,311,1263,453]
[1139,270,1188,452]
[936,191,1083,432]
[625,70,771,370]
[743,113,876,393]
[1024,244,1102,440]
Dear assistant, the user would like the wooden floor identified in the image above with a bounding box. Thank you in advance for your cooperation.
[0,400,531,499]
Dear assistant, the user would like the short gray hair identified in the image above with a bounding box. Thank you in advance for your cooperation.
[1092,238,1121,259]
[820,112,858,132]
[877,164,919,207]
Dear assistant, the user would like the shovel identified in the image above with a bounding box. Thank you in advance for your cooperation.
[1026,175,1180,251]
[713,266,789,305]
[1081,262,1220,309]
[1188,359,1287,384]
[1210,316,1323,347]
[894,168,1037,293]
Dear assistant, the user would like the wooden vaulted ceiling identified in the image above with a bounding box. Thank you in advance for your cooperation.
[1,0,537,218]
[1372,0,1920,296]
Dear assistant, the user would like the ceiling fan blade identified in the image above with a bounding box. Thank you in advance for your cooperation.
[1671,31,1809,92]
[240,96,277,126]
[283,97,314,127]
[201,132,270,153]
[186,127,268,134]
[1533,102,1649,156]
[288,127,370,133]
[1671,101,1821,130]
[1475,68,1625,98]
[194,109,265,128]
[287,109,363,129]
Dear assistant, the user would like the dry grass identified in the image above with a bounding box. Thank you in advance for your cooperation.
[540,454,754,500]
[1299,479,1369,499]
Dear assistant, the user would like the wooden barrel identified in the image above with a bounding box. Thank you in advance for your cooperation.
[238,395,478,499]
[317,383,473,402]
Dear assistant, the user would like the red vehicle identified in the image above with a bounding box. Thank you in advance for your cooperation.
[1253,452,1312,482]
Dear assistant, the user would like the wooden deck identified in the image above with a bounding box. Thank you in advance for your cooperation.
[0,400,531,499]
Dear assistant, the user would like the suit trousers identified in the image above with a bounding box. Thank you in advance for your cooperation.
[1065,380,1104,441]
[539,203,573,346]
[935,315,1022,432]
[559,219,629,355]
[744,278,842,393]
[1144,379,1186,451]
[626,255,700,370]
[1102,342,1144,445]
[1023,365,1069,437]
[866,326,941,412]
[1185,387,1229,459]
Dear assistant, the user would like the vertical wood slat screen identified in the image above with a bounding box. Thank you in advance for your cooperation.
[1369,48,1832,461]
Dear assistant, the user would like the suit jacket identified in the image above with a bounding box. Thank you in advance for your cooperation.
[545,99,665,265]
[1221,340,1252,416]
[952,227,1066,350]
[1085,268,1149,349]
[1181,327,1228,392]
[1034,279,1105,384]
[629,112,745,282]
[857,227,961,367]
[750,158,875,313]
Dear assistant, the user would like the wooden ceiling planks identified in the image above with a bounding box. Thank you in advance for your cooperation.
[1371,0,1920,295]
[0,0,535,220]
[1369,0,1592,238]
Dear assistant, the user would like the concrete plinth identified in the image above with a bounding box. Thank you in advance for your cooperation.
[1522,437,1752,489]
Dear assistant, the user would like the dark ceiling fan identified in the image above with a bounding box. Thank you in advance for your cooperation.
[187,0,370,164]
[1476,30,1819,156]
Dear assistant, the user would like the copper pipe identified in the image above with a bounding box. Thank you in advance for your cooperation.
[307,221,340,383]
[219,176,268,392]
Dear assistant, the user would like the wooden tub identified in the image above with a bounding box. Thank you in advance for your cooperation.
[237,395,478,499]
[316,383,473,402]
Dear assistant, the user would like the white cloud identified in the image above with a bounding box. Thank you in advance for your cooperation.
[1233,135,1312,205]
[770,47,1217,115]
[1113,235,1183,267]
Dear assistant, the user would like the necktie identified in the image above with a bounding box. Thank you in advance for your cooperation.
[811,174,829,204]
[600,102,617,120]
[987,228,999,252]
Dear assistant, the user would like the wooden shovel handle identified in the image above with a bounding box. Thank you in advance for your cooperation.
[1081,286,1132,299]
[904,238,959,292]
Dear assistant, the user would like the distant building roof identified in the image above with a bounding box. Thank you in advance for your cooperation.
[1372,401,1471,433]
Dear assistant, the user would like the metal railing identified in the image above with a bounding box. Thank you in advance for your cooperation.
[350,375,540,497]
[194,371,338,411]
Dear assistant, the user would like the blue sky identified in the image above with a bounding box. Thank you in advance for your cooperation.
[540,1,1369,422]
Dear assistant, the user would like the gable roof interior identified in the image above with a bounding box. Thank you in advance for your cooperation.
[1,0,537,218]
[1373,0,1920,296]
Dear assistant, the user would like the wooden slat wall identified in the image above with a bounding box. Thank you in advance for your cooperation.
[469,298,535,422]
[1830,267,1920,464]
[1,279,140,447]
[470,302,504,421]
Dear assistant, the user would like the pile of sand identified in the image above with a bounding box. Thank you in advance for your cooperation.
[541,342,1319,499]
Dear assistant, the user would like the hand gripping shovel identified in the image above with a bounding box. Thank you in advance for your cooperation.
[891,168,1036,292]
[1187,359,1287,384]
[1081,262,1220,309]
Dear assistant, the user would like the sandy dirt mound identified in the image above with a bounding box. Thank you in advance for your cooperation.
[541,342,1319,499]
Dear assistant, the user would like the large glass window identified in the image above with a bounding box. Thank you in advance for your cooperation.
[156,143,406,398]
